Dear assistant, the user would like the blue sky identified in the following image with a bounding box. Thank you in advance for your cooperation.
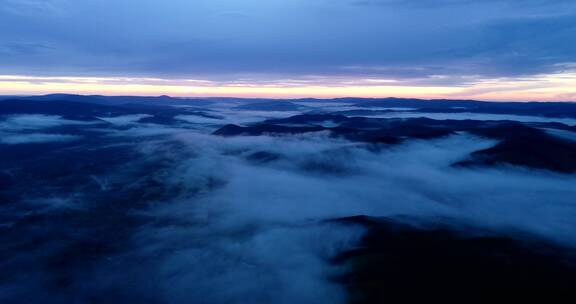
[1,0,576,100]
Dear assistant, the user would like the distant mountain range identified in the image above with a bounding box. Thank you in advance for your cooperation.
[2,94,576,118]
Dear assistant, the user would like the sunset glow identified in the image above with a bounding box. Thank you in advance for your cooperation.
[1,72,576,101]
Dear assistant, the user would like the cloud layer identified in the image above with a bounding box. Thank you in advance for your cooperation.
[2,102,576,303]
[115,131,576,303]
[1,0,575,83]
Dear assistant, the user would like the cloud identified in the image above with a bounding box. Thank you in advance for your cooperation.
[447,14,576,77]
[103,124,194,137]
[105,131,575,303]
[0,114,95,131]
[545,128,576,142]
[0,114,93,145]
[97,114,152,125]
[0,0,67,16]
[354,0,566,6]
[0,42,54,56]
[174,115,224,125]
[0,133,80,144]
[2,105,576,303]
[158,132,576,236]
[356,111,576,126]
[1,0,575,83]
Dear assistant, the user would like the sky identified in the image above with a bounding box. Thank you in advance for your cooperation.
[1,0,576,100]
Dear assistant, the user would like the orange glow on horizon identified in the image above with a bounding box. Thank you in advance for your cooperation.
[0,73,575,101]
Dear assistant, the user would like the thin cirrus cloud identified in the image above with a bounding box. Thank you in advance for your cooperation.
[0,0,575,100]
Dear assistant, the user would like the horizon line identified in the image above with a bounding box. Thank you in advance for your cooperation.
[1,93,575,104]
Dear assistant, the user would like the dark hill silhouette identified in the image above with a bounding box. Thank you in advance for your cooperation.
[334,215,576,303]
[214,115,576,173]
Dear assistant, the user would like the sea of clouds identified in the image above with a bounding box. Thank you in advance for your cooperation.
[95,131,576,304]
[2,109,576,303]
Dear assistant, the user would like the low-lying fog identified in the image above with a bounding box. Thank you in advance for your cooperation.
[1,101,576,303]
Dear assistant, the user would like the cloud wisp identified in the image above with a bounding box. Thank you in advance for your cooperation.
[0,114,98,144]
[0,133,80,144]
